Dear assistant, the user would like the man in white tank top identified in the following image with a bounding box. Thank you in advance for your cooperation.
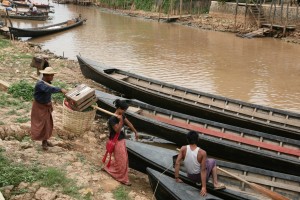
[174,131,225,196]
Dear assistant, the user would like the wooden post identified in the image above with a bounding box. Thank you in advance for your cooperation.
[244,2,248,30]
[271,0,276,31]
[180,0,182,19]
[258,0,262,27]
[190,0,193,15]
[234,0,238,31]
[283,0,290,36]
[280,0,283,23]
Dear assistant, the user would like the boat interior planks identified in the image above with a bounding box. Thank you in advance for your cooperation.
[95,90,300,176]
[127,140,300,200]
[146,167,223,200]
[77,55,300,140]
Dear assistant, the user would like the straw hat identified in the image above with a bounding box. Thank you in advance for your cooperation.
[39,67,57,74]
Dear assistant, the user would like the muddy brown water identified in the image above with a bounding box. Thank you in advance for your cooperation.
[12,3,300,113]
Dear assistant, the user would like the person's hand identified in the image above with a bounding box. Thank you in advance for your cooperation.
[61,88,67,95]
[135,132,139,140]
[200,187,207,196]
[175,178,183,183]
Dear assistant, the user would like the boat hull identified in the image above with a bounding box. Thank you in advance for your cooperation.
[9,19,85,37]
[95,90,300,176]
[77,55,300,140]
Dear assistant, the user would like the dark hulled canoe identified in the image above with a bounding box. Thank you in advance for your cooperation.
[95,90,300,176]
[146,168,222,200]
[9,18,86,37]
[127,140,300,200]
[77,55,300,140]
[1,13,48,21]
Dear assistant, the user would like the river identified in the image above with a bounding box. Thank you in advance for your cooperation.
[12,3,300,113]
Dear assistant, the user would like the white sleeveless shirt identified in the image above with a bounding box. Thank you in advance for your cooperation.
[183,145,201,174]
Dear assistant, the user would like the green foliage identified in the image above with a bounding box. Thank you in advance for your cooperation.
[52,81,68,103]
[8,80,34,102]
[0,154,81,198]
[15,117,30,123]
[113,186,131,200]
[0,39,10,49]
[11,54,32,60]
[0,121,4,125]
[134,0,154,11]
[0,93,23,108]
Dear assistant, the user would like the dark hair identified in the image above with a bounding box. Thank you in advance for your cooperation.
[113,99,128,110]
[187,131,199,145]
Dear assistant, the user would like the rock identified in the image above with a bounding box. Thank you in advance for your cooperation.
[34,187,57,200]
[0,191,5,200]
[56,194,75,200]
[128,191,137,199]
[20,142,33,149]
[17,182,29,190]
[99,134,107,140]
[10,193,34,200]
[100,192,114,200]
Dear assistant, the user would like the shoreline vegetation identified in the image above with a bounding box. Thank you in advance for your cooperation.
[0,1,299,199]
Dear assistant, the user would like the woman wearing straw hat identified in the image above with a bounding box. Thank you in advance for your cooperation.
[31,67,67,150]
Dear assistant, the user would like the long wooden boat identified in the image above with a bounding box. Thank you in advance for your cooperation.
[146,167,222,200]
[1,12,48,21]
[127,140,300,200]
[95,90,300,176]
[12,1,52,9]
[9,18,86,37]
[77,55,300,140]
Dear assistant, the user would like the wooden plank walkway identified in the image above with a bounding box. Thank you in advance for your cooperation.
[240,28,270,38]
[262,23,296,30]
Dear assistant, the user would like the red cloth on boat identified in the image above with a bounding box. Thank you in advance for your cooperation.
[30,100,54,141]
[104,139,129,184]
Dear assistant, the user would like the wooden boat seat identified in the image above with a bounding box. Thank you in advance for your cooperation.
[110,73,128,80]
[127,106,142,114]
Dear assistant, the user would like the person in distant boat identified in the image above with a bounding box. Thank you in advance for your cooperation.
[28,2,33,11]
[32,4,37,14]
[103,99,139,186]
[174,131,226,196]
[31,67,67,150]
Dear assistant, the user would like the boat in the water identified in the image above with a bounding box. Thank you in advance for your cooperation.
[127,140,300,200]
[146,167,223,200]
[9,18,86,37]
[95,90,300,176]
[77,55,300,140]
[1,12,48,21]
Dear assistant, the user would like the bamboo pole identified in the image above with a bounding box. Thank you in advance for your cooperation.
[190,0,193,14]
[283,0,290,36]
[217,167,289,200]
[234,0,238,31]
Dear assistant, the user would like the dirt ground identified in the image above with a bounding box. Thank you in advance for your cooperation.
[0,40,153,200]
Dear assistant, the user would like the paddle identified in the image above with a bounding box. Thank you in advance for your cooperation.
[217,167,289,200]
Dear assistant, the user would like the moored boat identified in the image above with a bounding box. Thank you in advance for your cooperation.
[146,167,223,200]
[9,18,86,37]
[1,12,48,21]
[127,140,300,200]
[77,55,300,140]
[95,90,300,176]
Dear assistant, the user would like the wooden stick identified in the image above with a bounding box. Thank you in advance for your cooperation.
[217,167,289,200]
[91,105,117,117]
[30,75,53,87]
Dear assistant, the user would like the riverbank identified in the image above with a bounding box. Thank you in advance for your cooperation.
[0,36,153,200]
[98,6,300,44]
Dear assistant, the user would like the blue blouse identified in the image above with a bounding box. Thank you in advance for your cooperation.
[34,81,61,104]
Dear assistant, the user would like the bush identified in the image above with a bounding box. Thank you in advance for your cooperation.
[8,80,34,101]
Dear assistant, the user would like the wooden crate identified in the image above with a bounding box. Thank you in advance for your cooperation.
[65,84,96,111]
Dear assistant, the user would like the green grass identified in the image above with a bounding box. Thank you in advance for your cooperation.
[0,121,4,125]
[52,81,68,103]
[0,93,24,108]
[5,109,18,116]
[113,186,131,200]
[8,80,34,102]
[11,54,33,60]
[0,38,11,49]
[0,153,82,198]
[15,117,30,123]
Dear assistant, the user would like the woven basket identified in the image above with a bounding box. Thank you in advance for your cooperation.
[62,99,96,136]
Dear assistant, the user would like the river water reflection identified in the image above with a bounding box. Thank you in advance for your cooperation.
[12,4,300,113]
